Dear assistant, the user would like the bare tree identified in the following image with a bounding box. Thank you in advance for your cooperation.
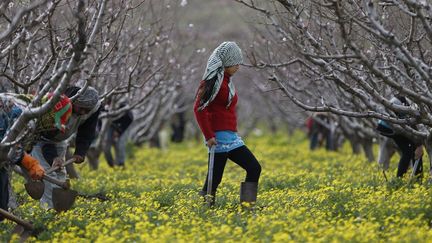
[0,0,99,161]
[0,0,193,161]
[234,0,432,168]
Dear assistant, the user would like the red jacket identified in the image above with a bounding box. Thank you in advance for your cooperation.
[194,73,238,140]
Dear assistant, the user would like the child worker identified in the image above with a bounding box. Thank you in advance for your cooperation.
[193,41,262,206]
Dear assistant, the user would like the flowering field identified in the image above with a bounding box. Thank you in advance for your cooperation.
[1,133,432,242]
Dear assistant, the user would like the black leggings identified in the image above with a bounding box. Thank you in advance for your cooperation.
[392,134,423,177]
[202,145,261,193]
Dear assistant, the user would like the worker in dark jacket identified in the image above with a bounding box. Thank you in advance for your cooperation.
[377,96,423,178]
[103,104,133,168]
[31,86,101,209]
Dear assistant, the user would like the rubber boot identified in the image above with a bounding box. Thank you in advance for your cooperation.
[240,182,258,208]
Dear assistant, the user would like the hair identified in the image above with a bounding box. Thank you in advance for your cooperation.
[395,95,409,106]
[196,76,217,107]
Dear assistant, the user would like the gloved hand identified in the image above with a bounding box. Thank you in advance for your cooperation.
[21,153,45,180]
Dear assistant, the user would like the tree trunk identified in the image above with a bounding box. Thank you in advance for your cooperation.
[149,132,161,148]
[86,147,101,170]
[269,118,277,134]
[349,138,362,154]
[362,140,375,162]
[170,112,186,143]
[242,117,259,138]
[424,137,432,179]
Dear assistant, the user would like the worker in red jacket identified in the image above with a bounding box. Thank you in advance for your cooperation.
[194,41,261,206]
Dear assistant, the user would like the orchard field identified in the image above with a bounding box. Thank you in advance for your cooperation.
[2,133,432,242]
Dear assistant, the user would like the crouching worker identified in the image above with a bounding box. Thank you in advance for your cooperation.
[104,102,133,168]
[1,150,45,221]
[376,96,424,179]
[0,96,44,221]
[32,86,101,209]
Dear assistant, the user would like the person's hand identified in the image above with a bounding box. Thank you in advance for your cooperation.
[206,137,217,147]
[415,145,424,159]
[52,157,65,170]
[113,130,120,139]
[73,154,85,164]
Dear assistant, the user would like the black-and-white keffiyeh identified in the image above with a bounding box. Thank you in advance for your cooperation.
[198,41,243,111]
[72,87,99,109]
[0,95,14,114]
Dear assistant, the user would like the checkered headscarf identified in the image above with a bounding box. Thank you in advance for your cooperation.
[73,86,99,109]
[0,95,14,114]
[198,41,243,110]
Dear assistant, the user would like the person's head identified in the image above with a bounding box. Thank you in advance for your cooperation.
[197,41,243,110]
[225,65,240,76]
[65,86,99,116]
[204,41,243,80]
[0,95,13,115]
[218,41,242,76]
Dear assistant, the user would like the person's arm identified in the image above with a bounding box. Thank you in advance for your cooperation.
[113,111,133,135]
[193,81,214,141]
[8,145,44,180]
[123,111,133,130]
[74,107,101,160]
[414,145,424,160]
